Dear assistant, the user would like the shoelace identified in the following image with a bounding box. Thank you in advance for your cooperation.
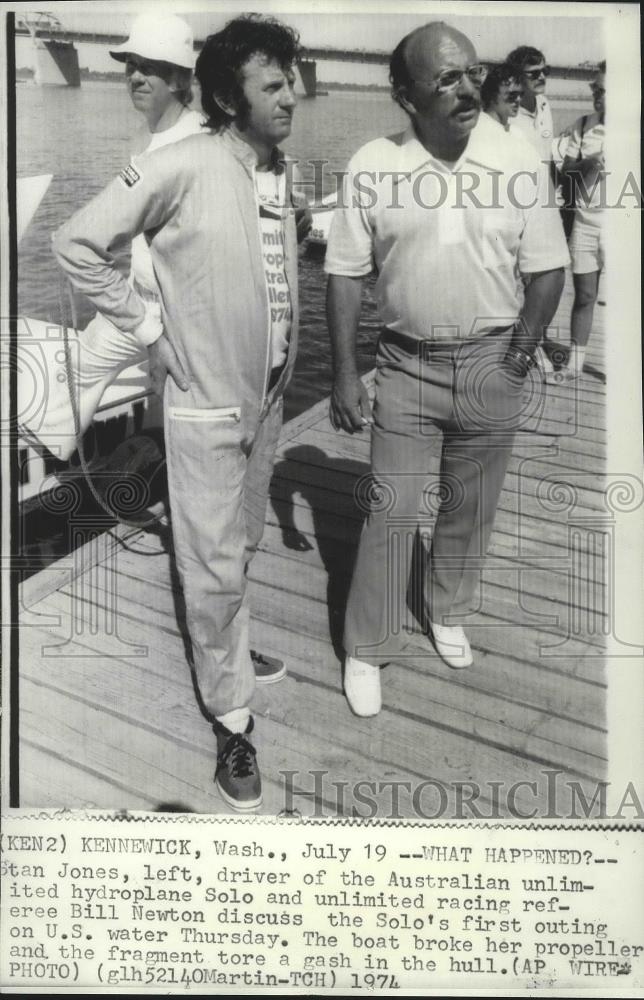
[218,734,257,779]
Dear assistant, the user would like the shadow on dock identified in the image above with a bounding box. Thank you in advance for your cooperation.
[17,273,612,817]
[271,444,366,658]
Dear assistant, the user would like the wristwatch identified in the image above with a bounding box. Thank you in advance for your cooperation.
[503,344,537,378]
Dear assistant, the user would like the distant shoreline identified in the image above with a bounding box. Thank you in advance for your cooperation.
[15,69,589,101]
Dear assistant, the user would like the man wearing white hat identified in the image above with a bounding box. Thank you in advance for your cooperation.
[22,14,202,459]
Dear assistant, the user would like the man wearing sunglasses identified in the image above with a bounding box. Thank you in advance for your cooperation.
[507,46,554,163]
[325,22,568,716]
[481,64,523,132]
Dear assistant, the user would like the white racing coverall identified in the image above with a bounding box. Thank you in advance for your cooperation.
[53,127,301,718]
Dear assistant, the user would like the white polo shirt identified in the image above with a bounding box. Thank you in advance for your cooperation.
[325,114,569,342]
[512,94,554,163]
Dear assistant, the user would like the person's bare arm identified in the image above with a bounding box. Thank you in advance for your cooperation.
[504,267,566,376]
[561,151,604,182]
[326,274,373,432]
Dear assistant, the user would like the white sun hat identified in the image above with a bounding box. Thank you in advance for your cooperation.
[110,13,195,70]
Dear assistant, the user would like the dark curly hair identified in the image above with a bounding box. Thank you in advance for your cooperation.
[196,13,300,130]
[506,46,546,73]
[481,63,520,109]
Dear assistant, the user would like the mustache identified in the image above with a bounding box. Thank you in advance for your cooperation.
[451,99,480,115]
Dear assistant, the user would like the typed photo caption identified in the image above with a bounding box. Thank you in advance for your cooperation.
[1,814,643,993]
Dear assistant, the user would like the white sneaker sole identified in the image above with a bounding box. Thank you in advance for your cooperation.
[251,651,287,684]
[255,664,287,684]
[216,779,263,812]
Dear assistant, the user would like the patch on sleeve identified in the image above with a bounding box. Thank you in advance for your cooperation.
[118,163,143,189]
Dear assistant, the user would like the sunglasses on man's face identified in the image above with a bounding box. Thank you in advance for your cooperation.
[125,57,167,77]
[505,90,523,100]
[591,84,606,96]
[524,66,550,80]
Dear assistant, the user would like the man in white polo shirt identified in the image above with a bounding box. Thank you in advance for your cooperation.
[325,21,568,716]
[507,46,554,163]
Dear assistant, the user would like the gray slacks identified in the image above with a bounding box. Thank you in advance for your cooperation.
[345,327,525,665]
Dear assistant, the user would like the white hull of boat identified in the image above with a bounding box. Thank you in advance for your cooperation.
[18,317,161,506]
[16,177,163,507]
[17,174,53,243]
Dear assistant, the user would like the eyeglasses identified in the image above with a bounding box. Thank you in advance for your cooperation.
[506,90,523,100]
[523,65,550,80]
[590,84,606,95]
[414,63,488,94]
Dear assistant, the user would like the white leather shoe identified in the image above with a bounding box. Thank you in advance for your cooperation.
[344,656,382,716]
[430,622,473,669]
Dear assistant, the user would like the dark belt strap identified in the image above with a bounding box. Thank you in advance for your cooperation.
[381,328,427,355]
[381,325,513,356]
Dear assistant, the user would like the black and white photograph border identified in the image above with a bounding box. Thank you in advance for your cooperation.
[1,1,642,823]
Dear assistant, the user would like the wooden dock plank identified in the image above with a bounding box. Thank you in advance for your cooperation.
[21,582,605,771]
[18,267,609,813]
[113,536,608,627]
[20,684,218,812]
[50,552,606,687]
[19,742,156,812]
[31,568,605,736]
[19,620,604,817]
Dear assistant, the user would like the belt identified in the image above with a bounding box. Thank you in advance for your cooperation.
[381,328,435,356]
[381,325,513,356]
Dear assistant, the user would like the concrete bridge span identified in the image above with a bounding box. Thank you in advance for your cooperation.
[15,25,596,95]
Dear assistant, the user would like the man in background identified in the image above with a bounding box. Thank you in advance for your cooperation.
[20,13,202,459]
[481,63,522,131]
[507,45,554,161]
[506,45,561,377]
[54,14,306,810]
[559,61,606,379]
[325,22,568,717]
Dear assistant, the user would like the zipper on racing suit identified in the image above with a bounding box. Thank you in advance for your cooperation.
[252,166,275,413]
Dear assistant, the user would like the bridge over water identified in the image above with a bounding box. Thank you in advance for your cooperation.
[15,23,596,95]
